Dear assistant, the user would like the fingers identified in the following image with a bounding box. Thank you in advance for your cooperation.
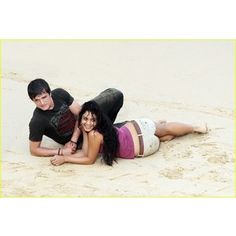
[64,143,77,153]
[50,157,58,165]
[64,142,77,151]
[71,143,77,150]
[50,156,64,166]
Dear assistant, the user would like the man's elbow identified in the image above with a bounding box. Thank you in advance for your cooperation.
[29,148,39,157]
[29,141,42,156]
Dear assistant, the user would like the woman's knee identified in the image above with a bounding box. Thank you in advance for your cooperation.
[160,135,175,142]
[155,122,168,137]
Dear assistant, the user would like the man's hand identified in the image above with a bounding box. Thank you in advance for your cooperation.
[60,146,74,155]
[64,141,77,153]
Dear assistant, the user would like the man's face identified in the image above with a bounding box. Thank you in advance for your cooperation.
[32,92,54,111]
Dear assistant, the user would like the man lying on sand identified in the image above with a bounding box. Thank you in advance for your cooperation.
[27,79,124,157]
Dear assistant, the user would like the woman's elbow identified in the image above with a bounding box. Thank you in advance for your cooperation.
[86,157,96,165]
[87,160,96,165]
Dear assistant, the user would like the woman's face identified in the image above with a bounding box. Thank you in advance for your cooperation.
[81,111,97,132]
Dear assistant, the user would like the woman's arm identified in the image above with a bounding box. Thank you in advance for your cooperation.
[50,131,103,165]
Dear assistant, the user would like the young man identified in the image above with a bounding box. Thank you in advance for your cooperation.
[27,79,124,157]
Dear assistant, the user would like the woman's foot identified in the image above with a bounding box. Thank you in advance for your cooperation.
[193,123,208,134]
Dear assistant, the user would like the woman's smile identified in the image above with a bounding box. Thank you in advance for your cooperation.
[81,111,97,131]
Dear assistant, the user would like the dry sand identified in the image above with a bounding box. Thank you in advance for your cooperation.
[1,40,235,197]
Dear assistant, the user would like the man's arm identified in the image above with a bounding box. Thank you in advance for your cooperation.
[64,100,82,150]
[29,141,60,157]
[30,141,75,157]
[69,100,81,142]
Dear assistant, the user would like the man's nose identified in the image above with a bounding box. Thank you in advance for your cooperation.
[39,99,45,105]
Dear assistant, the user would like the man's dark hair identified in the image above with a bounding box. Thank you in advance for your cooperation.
[27,78,51,100]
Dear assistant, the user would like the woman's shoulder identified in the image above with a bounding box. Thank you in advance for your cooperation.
[88,130,103,141]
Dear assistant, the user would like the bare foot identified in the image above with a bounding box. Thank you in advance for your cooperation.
[193,123,208,134]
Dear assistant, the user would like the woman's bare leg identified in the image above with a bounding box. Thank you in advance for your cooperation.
[155,121,207,140]
[159,134,175,142]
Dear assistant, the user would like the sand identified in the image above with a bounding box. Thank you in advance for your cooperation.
[1,40,235,197]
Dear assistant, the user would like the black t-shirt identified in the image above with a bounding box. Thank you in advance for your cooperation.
[29,88,76,144]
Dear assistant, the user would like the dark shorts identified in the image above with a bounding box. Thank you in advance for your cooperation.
[92,88,124,123]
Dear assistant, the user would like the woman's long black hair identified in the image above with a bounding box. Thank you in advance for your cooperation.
[78,100,119,166]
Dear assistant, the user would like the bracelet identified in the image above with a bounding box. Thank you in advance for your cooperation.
[70,140,77,145]
[58,148,61,155]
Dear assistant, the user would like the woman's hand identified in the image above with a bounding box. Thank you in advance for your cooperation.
[50,155,66,166]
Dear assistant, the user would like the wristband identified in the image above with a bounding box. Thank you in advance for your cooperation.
[70,140,77,145]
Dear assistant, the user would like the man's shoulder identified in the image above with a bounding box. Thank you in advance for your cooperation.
[52,88,69,96]
[52,88,74,106]
[29,108,47,125]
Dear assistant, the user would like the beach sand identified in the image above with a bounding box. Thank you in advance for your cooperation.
[1,40,235,197]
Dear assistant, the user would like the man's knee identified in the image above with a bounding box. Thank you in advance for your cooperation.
[103,88,124,107]
[106,88,123,100]
[113,89,124,107]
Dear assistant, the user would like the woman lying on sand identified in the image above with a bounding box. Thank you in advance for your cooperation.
[50,101,208,166]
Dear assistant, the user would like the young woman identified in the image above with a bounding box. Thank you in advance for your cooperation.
[50,101,208,166]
